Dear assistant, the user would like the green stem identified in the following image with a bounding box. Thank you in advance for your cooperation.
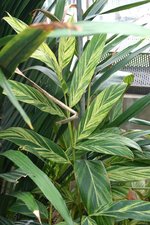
[77,0,85,117]
[87,82,91,108]
[48,204,53,225]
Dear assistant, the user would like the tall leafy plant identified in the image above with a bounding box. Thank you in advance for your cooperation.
[0,1,150,225]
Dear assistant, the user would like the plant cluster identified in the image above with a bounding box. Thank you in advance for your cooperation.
[0,1,150,225]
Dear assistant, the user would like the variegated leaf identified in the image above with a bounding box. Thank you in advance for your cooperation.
[58,36,75,69]
[81,216,97,225]
[0,127,68,163]
[94,200,150,222]
[107,165,150,182]
[74,160,112,214]
[76,138,134,159]
[69,34,106,107]
[6,80,65,118]
[77,84,127,141]
[0,168,26,183]
[3,15,67,91]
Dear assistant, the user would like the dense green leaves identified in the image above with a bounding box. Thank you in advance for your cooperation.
[0,217,14,225]
[77,84,127,141]
[7,80,64,117]
[94,200,150,222]
[69,34,106,107]
[0,127,68,163]
[1,150,74,225]
[75,160,112,214]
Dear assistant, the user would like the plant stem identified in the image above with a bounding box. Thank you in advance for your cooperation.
[77,0,85,117]
[49,204,53,225]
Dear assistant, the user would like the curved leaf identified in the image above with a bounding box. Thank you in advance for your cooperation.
[0,168,26,183]
[0,69,32,129]
[0,127,68,163]
[6,80,65,117]
[12,192,41,223]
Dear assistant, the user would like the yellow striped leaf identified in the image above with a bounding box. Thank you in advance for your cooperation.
[69,34,106,107]
[75,160,112,214]
[94,200,150,222]
[0,127,68,163]
[58,36,76,70]
[6,80,65,118]
[77,84,127,141]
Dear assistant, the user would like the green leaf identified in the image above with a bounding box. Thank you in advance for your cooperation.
[0,69,32,129]
[123,74,134,85]
[77,84,127,141]
[69,34,106,107]
[50,21,150,38]
[102,0,150,14]
[74,160,112,214]
[94,200,150,222]
[54,0,66,20]
[97,39,143,72]
[3,15,67,91]
[124,129,150,140]
[12,192,41,223]
[93,43,150,93]
[4,14,150,38]
[102,35,127,56]
[0,27,49,76]
[0,127,68,163]
[76,136,134,159]
[58,36,75,70]
[0,168,26,183]
[32,9,60,22]
[107,166,150,182]
[129,118,150,127]
[109,94,150,127]
[0,35,15,48]
[3,14,27,33]
[1,150,73,225]
[10,199,48,219]
[83,0,107,20]
[24,65,60,87]
[88,131,141,151]
[81,216,97,225]
[6,80,65,117]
